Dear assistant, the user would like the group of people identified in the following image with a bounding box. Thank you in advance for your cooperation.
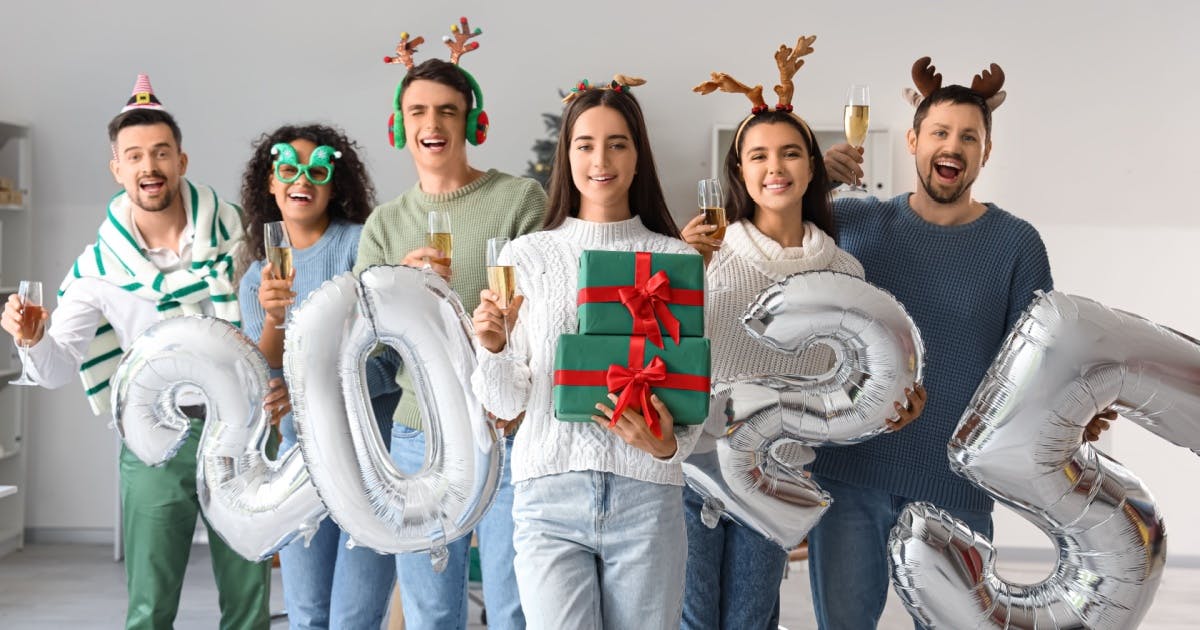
[0,24,1116,630]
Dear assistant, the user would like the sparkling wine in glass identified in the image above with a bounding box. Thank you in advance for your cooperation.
[486,236,517,358]
[264,221,293,329]
[698,178,729,291]
[842,84,871,193]
[10,280,43,385]
[427,210,453,268]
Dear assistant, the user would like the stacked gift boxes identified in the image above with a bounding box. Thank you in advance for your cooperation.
[553,250,711,437]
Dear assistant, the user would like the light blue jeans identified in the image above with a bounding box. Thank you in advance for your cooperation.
[391,426,523,630]
[512,470,687,630]
[276,392,398,630]
[681,484,786,630]
[806,474,994,630]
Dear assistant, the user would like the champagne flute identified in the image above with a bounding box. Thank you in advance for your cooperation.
[10,280,43,386]
[842,84,871,194]
[486,237,517,358]
[264,221,293,330]
[427,210,453,269]
[698,178,729,291]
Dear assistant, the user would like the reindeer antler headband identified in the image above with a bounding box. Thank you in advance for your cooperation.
[383,16,482,69]
[902,56,1007,111]
[562,74,646,104]
[694,35,818,150]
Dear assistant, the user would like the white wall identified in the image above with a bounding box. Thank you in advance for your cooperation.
[2,1,1198,558]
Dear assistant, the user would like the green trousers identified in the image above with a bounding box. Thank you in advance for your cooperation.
[119,418,271,630]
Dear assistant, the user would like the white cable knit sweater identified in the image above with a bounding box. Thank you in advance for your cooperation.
[708,219,865,386]
[471,215,703,486]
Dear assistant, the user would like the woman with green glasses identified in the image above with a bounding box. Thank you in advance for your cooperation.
[237,123,399,629]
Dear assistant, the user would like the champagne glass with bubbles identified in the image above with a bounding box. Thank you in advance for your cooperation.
[427,210,453,269]
[264,221,293,329]
[486,237,517,358]
[699,178,729,291]
[10,280,43,386]
[841,84,871,194]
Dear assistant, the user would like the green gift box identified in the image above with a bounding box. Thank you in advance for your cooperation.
[553,334,711,427]
[577,250,705,347]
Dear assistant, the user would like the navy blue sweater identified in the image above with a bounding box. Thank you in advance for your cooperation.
[810,194,1052,512]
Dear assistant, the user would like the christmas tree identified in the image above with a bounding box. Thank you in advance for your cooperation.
[524,97,564,189]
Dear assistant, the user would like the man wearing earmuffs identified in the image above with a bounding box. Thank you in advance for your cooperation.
[354,18,546,630]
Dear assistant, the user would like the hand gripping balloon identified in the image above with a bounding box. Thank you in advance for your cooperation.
[889,291,1200,629]
[284,265,503,571]
[111,316,325,561]
[683,271,925,548]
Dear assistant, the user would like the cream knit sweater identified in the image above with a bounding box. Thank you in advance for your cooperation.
[707,219,864,384]
[471,215,704,486]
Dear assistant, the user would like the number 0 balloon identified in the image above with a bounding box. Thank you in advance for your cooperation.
[889,291,1200,628]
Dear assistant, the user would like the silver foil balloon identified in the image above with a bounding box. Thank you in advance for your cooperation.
[683,271,925,548]
[111,316,326,561]
[890,290,1200,629]
[284,265,502,570]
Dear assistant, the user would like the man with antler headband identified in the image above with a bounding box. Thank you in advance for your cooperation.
[354,17,545,630]
[810,59,1113,628]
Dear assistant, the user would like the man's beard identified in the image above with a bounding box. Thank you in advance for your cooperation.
[131,176,177,213]
[917,158,975,205]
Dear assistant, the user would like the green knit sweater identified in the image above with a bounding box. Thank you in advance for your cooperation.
[355,168,547,430]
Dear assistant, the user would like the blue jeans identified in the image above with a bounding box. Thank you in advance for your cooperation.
[681,485,786,630]
[391,426,522,630]
[512,471,687,630]
[277,398,397,630]
[806,474,994,630]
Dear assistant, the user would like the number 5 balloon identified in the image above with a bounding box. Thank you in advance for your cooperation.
[889,291,1200,628]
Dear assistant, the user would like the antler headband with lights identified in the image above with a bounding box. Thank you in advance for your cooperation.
[382,16,490,148]
[561,74,647,104]
[694,35,819,150]
[901,56,1007,111]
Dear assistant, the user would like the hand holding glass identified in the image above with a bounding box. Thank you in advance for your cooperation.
[486,237,517,358]
[10,280,43,385]
[698,178,729,291]
[842,84,871,193]
[264,221,293,329]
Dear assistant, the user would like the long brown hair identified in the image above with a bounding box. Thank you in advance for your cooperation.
[542,88,680,238]
[238,124,375,271]
[722,111,837,241]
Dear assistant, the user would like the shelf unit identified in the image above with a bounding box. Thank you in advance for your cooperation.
[0,121,33,558]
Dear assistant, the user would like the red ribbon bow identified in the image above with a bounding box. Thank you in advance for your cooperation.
[618,268,680,348]
[606,352,668,438]
[578,252,703,349]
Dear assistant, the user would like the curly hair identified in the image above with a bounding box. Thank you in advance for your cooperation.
[238,124,375,271]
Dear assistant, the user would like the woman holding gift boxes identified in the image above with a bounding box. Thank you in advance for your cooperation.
[470,77,705,630]
[679,37,926,630]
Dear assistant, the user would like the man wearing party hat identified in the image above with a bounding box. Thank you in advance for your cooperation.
[354,17,545,630]
[0,75,271,629]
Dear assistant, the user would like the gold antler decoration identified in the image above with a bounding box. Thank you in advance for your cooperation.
[693,72,768,113]
[383,31,425,70]
[773,35,817,110]
[443,16,482,65]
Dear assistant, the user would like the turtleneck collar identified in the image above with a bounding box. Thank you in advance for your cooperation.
[557,214,655,247]
[723,219,837,280]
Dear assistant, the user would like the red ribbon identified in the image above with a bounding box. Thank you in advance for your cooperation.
[553,336,710,438]
[577,252,703,349]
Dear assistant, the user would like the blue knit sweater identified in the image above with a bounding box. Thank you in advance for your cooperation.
[239,218,398,448]
[810,194,1052,512]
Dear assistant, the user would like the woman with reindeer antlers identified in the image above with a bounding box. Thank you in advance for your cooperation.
[681,36,926,630]
[470,76,703,630]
